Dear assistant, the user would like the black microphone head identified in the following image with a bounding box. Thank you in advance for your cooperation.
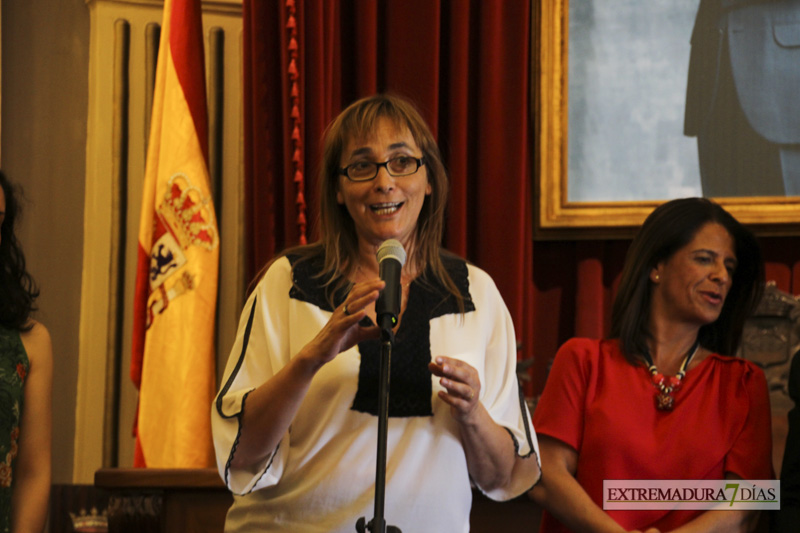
[375,239,405,333]
[376,239,406,267]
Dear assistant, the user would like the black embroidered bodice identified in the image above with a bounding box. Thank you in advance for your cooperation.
[288,252,476,417]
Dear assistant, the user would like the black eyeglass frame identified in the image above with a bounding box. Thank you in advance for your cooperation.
[338,156,426,182]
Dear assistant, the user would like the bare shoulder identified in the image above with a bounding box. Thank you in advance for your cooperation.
[19,320,53,368]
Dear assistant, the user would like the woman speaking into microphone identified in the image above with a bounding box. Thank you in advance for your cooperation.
[211,94,541,532]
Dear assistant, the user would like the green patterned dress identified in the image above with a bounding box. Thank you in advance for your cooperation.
[0,326,28,532]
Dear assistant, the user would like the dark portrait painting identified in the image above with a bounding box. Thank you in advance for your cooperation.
[568,0,800,202]
[685,0,800,198]
[536,0,800,236]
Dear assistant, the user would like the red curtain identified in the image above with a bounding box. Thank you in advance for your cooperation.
[243,0,800,396]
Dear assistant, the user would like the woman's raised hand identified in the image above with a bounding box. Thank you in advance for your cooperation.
[302,279,384,369]
[429,356,481,422]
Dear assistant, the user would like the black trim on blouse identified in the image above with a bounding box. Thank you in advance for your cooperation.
[214,296,279,494]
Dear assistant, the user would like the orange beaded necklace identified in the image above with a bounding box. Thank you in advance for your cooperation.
[641,342,699,411]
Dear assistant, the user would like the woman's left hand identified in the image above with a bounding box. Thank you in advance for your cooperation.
[430,355,533,496]
[429,356,481,422]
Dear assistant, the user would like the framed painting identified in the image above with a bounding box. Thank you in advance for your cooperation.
[534,0,800,239]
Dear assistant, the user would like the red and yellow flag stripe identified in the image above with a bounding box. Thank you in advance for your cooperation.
[131,0,218,468]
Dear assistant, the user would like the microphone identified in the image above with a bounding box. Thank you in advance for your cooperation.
[375,239,407,333]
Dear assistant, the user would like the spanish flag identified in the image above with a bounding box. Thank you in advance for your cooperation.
[130,0,218,468]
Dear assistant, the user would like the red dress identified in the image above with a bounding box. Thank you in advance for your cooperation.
[533,338,773,532]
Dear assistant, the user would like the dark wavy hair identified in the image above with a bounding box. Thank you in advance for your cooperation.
[610,197,764,362]
[0,171,39,331]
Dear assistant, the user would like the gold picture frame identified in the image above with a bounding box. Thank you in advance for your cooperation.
[533,0,800,240]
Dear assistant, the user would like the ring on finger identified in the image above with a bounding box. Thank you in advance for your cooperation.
[343,304,350,316]
[467,389,474,400]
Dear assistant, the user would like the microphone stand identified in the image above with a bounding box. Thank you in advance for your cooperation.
[356,322,402,533]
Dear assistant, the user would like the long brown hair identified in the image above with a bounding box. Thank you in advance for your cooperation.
[265,94,463,310]
[610,197,764,362]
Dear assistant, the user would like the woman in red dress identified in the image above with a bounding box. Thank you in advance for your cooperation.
[531,197,772,532]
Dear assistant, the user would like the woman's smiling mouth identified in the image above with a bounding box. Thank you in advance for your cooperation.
[700,290,723,305]
[371,201,404,215]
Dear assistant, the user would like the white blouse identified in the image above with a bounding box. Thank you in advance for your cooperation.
[212,253,539,533]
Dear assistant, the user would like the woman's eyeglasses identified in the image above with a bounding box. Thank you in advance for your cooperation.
[339,156,426,182]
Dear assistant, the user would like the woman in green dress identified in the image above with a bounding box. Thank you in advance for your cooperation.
[0,171,52,533]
